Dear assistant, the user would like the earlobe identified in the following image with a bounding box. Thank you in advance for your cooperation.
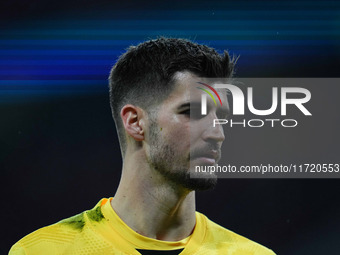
[121,105,145,141]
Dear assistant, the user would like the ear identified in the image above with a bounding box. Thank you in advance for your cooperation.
[120,104,145,141]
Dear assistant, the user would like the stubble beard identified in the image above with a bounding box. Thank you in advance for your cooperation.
[148,121,217,191]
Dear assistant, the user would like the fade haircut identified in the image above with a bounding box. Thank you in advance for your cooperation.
[109,37,235,154]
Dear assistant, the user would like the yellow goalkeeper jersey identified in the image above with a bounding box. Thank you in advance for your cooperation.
[9,198,275,255]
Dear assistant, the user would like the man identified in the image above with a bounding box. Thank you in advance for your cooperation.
[9,38,275,255]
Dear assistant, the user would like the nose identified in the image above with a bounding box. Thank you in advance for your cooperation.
[202,119,225,143]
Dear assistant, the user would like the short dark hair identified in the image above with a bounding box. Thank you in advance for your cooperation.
[109,37,235,153]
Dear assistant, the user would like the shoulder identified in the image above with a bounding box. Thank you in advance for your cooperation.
[9,199,107,255]
[9,212,86,255]
[197,212,276,255]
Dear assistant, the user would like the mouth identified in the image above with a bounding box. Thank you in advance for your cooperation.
[194,157,216,165]
[191,150,220,165]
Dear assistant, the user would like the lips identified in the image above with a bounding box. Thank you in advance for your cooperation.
[191,149,221,163]
[195,157,216,165]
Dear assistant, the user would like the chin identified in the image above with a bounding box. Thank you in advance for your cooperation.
[182,171,218,191]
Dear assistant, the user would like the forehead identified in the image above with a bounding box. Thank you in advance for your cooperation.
[163,71,228,104]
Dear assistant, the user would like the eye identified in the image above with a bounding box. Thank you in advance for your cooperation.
[178,104,204,120]
[181,109,190,116]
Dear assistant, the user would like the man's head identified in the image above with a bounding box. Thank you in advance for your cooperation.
[109,37,234,152]
[109,38,235,190]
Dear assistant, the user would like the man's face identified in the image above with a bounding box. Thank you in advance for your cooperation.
[145,71,229,191]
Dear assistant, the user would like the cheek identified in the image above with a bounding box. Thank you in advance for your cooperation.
[189,118,208,141]
[163,123,190,150]
[169,124,190,141]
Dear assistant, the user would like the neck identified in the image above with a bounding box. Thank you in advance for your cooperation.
[111,149,196,241]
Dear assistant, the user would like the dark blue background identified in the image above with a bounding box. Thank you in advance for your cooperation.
[1,1,340,254]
